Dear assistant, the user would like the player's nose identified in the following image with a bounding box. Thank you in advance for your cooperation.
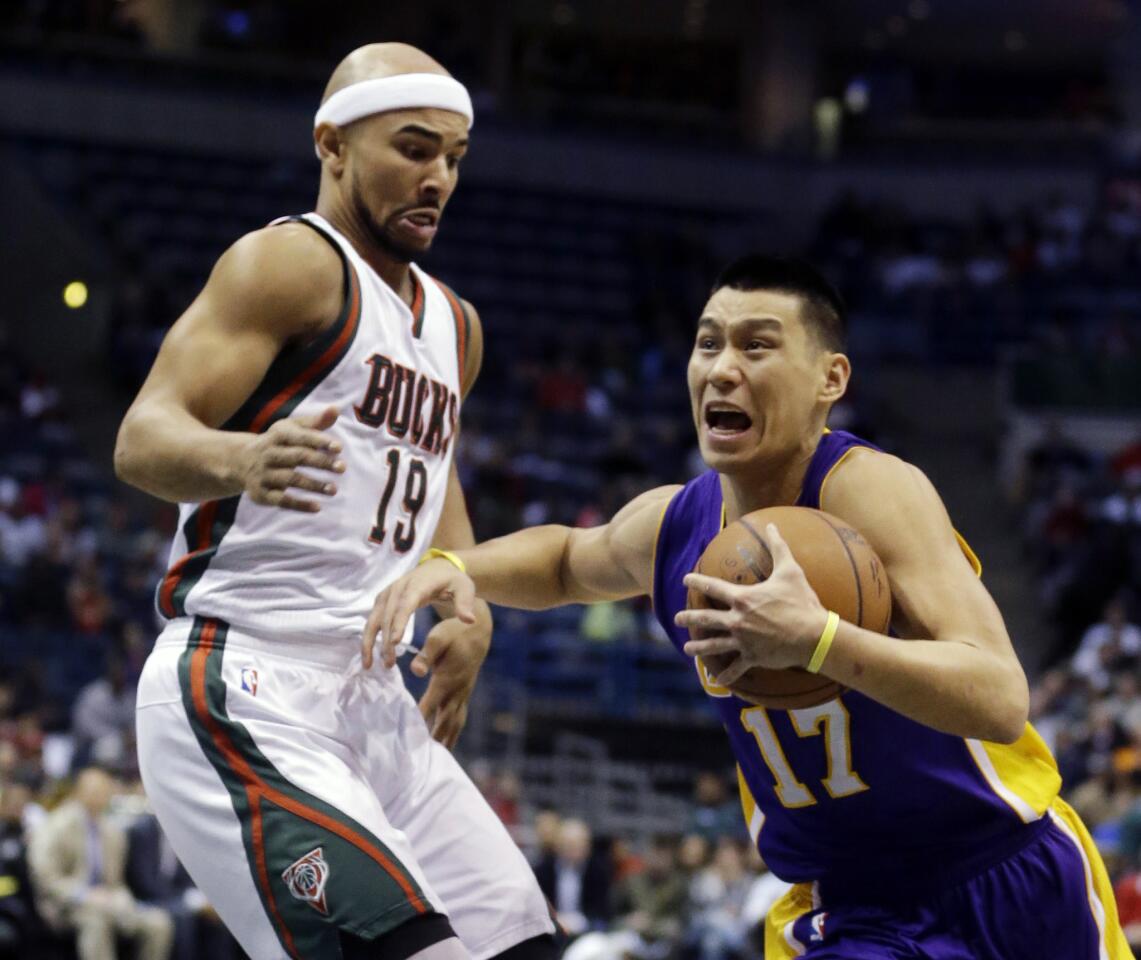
[708,348,744,387]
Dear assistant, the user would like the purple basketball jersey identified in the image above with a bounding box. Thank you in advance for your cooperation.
[652,430,1062,893]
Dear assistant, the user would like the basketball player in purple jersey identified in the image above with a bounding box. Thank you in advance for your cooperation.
[369,256,1130,959]
[117,43,556,960]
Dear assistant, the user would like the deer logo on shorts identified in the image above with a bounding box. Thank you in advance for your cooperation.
[282,847,330,916]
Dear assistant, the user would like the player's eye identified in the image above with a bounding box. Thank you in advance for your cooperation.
[698,337,719,350]
[446,154,463,170]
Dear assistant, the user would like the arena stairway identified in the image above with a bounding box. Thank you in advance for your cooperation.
[872,365,1048,674]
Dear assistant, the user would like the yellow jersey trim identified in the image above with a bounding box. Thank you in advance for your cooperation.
[1050,797,1133,959]
[955,529,982,576]
[965,727,1059,823]
[817,444,862,508]
[765,883,814,959]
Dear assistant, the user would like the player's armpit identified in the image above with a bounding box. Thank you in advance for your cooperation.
[457,298,483,400]
[561,485,682,602]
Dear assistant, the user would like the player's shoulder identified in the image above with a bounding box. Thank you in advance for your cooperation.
[610,484,685,536]
[207,224,344,337]
[219,223,343,295]
[822,445,951,548]
[827,444,926,494]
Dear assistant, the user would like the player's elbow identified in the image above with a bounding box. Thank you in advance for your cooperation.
[986,665,1030,744]
[113,411,145,489]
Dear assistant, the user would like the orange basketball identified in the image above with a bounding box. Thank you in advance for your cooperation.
[687,505,892,709]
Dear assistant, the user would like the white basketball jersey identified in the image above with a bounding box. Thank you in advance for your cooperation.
[157,212,468,649]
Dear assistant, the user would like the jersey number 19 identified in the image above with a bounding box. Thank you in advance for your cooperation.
[369,449,427,553]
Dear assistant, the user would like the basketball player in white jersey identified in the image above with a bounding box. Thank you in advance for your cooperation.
[115,44,556,960]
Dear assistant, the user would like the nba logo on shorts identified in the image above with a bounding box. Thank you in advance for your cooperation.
[282,847,330,915]
[240,666,258,695]
[810,912,828,942]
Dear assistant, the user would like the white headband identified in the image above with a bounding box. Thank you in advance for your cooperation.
[314,73,474,133]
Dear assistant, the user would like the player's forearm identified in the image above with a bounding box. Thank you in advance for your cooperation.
[115,402,251,503]
[820,621,1029,743]
[456,525,581,610]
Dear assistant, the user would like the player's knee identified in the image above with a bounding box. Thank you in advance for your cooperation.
[339,913,466,960]
[488,934,560,960]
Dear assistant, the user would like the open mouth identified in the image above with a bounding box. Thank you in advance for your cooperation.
[396,209,440,242]
[704,405,753,433]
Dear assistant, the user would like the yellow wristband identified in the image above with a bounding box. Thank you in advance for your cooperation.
[419,547,466,574]
[806,610,840,674]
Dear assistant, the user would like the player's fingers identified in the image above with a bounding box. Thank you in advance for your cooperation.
[674,608,733,632]
[278,493,322,513]
[418,677,447,725]
[384,590,419,660]
[362,594,386,669]
[713,656,749,687]
[682,636,740,658]
[273,420,342,454]
[451,575,477,624]
[291,405,340,433]
[411,626,449,678]
[683,573,737,606]
[434,703,466,749]
[766,523,796,568]
[264,468,337,496]
[265,446,345,474]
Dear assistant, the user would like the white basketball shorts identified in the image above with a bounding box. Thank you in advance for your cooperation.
[136,615,554,960]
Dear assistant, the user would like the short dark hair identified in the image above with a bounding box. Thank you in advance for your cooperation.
[711,254,847,352]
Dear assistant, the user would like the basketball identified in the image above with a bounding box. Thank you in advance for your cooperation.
[687,506,893,709]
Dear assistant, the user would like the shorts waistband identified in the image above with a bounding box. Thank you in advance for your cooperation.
[817,815,1051,907]
[156,616,361,672]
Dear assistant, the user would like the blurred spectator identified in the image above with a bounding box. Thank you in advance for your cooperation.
[580,601,639,644]
[1116,865,1141,954]
[28,767,173,960]
[72,656,136,773]
[1071,597,1141,693]
[611,835,689,953]
[687,837,755,960]
[537,354,588,414]
[125,814,240,960]
[531,809,562,866]
[1068,755,1136,829]
[739,849,790,935]
[0,780,34,959]
[534,818,611,936]
[687,773,744,843]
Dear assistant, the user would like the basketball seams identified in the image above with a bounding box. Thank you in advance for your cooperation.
[809,512,864,627]
[735,518,774,576]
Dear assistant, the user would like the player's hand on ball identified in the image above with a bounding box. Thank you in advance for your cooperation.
[675,524,828,684]
[414,606,492,749]
[362,558,478,670]
[240,405,345,512]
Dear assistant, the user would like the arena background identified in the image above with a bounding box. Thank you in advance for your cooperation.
[1,0,1140,957]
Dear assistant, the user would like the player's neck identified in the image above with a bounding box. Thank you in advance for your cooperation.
[719,438,818,522]
[318,205,418,309]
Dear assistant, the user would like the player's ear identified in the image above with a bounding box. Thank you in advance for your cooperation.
[315,123,347,177]
[819,352,850,405]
